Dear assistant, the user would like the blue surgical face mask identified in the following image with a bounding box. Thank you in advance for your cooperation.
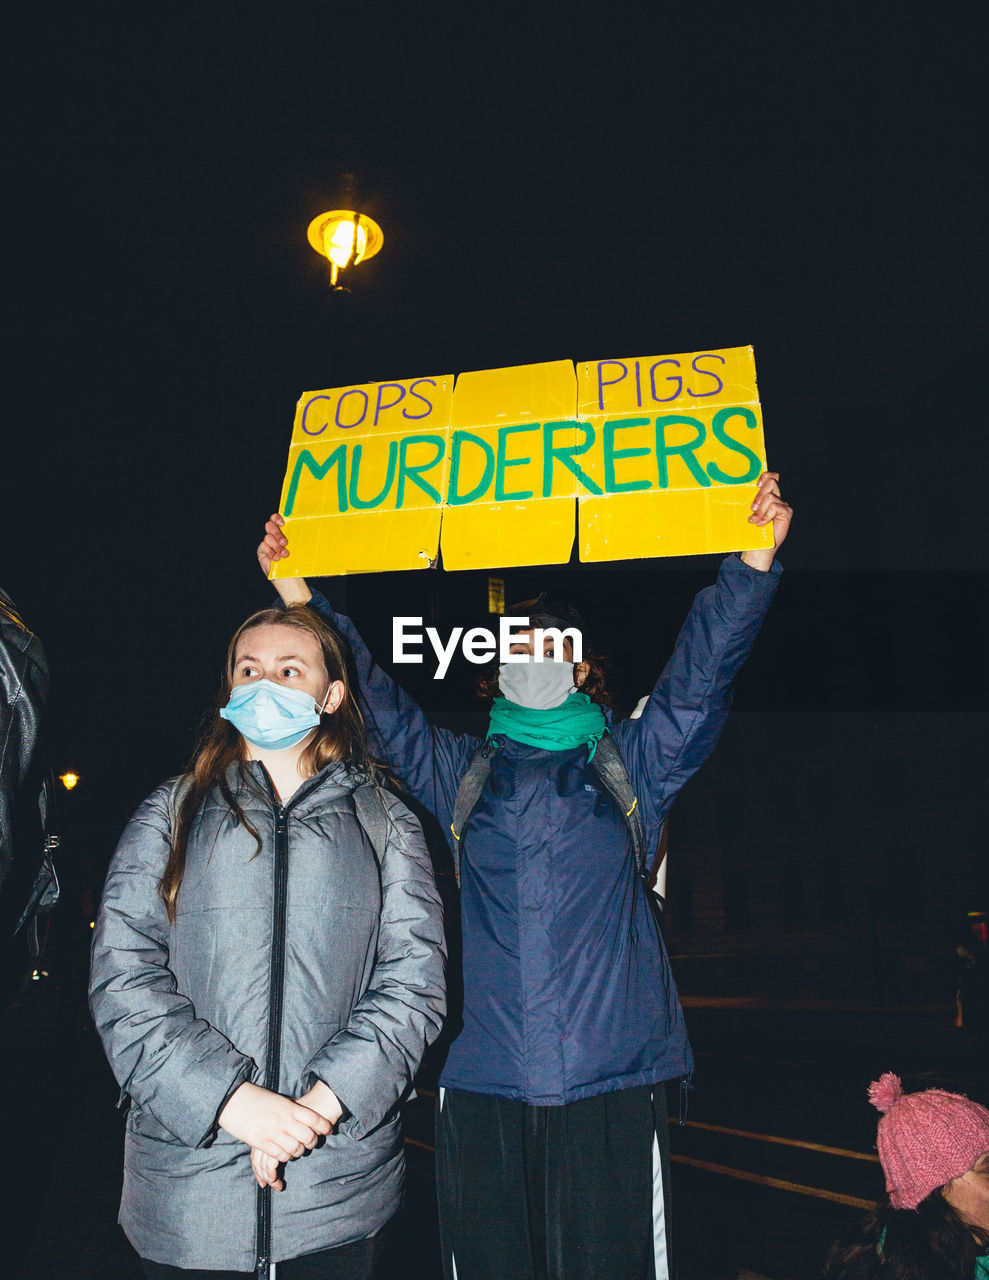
[220,679,327,751]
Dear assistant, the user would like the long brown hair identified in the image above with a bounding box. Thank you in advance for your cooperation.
[160,605,379,920]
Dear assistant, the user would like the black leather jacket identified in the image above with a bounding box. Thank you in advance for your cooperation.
[0,588,50,902]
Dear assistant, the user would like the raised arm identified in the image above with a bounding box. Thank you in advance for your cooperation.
[612,472,791,829]
[258,515,479,826]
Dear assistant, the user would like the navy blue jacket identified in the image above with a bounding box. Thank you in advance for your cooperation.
[308,554,780,1104]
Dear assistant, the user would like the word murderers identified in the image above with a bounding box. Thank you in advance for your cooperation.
[284,409,763,517]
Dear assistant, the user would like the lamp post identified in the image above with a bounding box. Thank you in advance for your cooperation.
[307,175,383,291]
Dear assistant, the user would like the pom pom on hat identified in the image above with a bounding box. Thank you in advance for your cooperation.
[868,1072,989,1210]
[868,1073,904,1115]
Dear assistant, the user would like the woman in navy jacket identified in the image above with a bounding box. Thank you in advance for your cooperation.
[257,470,792,1280]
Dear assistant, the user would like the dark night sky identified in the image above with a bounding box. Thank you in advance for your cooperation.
[4,7,987,883]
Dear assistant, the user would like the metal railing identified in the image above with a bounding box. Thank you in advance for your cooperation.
[404,1095,880,1211]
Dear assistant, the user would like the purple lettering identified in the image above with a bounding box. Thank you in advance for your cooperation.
[649,359,683,403]
[300,394,334,436]
[403,377,437,420]
[686,353,725,397]
[373,382,406,426]
[596,360,628,412]
[334,388,369,429]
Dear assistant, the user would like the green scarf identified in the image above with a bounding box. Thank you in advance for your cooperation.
[487,692,607,758]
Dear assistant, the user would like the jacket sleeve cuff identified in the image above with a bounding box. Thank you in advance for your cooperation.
[151,1051,255,1149]
[301,1054,401,1140]
[729,551,783,581]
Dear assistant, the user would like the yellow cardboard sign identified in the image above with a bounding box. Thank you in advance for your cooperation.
[276,375,454,574]
[440,360,578,570]
[575,348,768,561]
[271,347,773,578]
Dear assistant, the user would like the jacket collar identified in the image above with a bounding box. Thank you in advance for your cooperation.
[224,759,366,812]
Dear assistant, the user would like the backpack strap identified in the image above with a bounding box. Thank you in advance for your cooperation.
[353,784,391,864]
[449,739,501,884]
[592,734,666,932]
[449,731,648,884]
[588,731,648,879]
[165,775,183,832]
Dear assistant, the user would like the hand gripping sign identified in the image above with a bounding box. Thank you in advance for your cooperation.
[271,346,773,577]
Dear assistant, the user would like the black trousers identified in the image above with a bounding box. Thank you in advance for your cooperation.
[435,1083,674,1280]
[140,1230,388,1280]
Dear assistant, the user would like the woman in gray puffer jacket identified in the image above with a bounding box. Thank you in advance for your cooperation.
[90,605,446,1279]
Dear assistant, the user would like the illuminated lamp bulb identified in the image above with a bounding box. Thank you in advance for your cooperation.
[307,210,383,288]
[325,219,367,269]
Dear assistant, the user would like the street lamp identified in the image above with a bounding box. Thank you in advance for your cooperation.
[59,771,79,790]
[307,208,383,290]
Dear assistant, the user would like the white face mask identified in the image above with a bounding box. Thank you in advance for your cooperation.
[498,660,577,710]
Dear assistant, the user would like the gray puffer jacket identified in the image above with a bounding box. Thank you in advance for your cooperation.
[89,761,446,1271]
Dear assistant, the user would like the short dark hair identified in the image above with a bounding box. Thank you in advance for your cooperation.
[476,593,611,706]
[508,593,591,651]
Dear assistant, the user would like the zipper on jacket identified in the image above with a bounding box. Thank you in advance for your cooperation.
[256,779,294,1280]
[252,767,330,1278]
[264,809,290,1091]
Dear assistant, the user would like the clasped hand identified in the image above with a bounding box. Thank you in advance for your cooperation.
[217,1081,343,1192]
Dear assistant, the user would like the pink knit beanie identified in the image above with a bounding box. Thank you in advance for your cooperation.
[869,1072,989,1210]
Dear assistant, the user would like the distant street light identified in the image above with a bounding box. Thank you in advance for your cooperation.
[307,208,384,289]
[59,771,79,790]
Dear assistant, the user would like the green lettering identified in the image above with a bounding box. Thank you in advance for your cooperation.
[603,417,652,494]
[348,440,398,510]
[654,415,711,489]
[495,423,538,501]
[284,445,348,516]
[447,431,495,506]
[541,420,602,497]
[706,407,763,485]
[395,434,445,509]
